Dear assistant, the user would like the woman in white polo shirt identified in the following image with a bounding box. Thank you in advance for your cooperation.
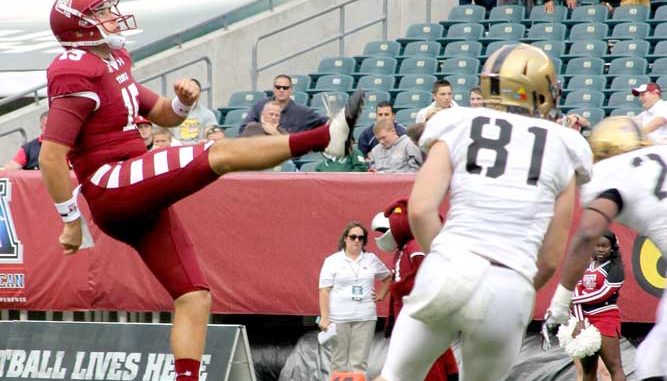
[318,221,392,374]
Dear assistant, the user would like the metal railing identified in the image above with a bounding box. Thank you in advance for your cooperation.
[0,83,45,109]
[0,127,27,145]
[251,0,389,90]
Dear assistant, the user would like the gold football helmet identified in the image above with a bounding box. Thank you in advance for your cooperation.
[480,43,560,118]
[589,116,650,161]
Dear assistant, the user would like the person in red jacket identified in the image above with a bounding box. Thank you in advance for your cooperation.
[372,197,459,381]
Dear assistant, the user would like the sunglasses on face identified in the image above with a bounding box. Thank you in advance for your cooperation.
[347,234,365,241]
[274,85,291,91]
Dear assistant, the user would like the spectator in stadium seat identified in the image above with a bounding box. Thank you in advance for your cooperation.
[368,119,423,173]
[204,126,225,142]
[42,2,363,381]
[318,221,392,376]
[415,79,458,124]
[173,78,218,144]
[469,86,484,108]
[136,115,154,150]
[239,74,327,134]
[357,101,408,158]
[241,101,286,137]
[545,0,648,13]
[2,111,48,170]
[632,83,667,145]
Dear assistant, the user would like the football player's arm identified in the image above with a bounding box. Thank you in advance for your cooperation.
[144,79,200,127]
[534,176,576,290]
[39,96,96,255]
[408,140,451,252]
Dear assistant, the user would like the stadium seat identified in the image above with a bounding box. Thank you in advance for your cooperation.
[356,74,395,91]
[441,40,483,59]
[356,57,398,77]
[604,39,650,59]
[393,90,432,110]
[480,40,520,59]
[397,74,437,92]
[290,91,309,105]
[606,22,650,41]
[289,74,311,92]
[646,41,667,63]
[486,5,526,25]
[648,5,667,27]
[551,57,563,75]
[361,90,391,109]
[567,22,609,42]
[437,22,485,44]
[395,108,421,126]
[438,57,480,76]
[606,91,641,110]
[563,5,609,26]
[609,107,642,117]
[440,4,486,27]
[522,23,567,42]
[310,74,354,93]
[353,126,366,142]
[444,74,479,90]
[298,161,321,172]
[565,75,607,93]
[607,57,647,76]
[295,151,325,165]
[225,90,266,109]
[220,108,248,127]
[650,58,667,79]
[564,57,605,78]
[396,23,445,45]
[562,40,607,61]
[607,75,650,95]
[522,4,567,25]
[355,108,377,127]
[310,92,349,112]
[315,56,356,75]
[562,90,605,112]
[359,40,401,58]
[398,41,441,60]
[452,87,471,107]
[605,5,650,27]
[398,57,438,76]
[646,23,667,45]
[479,23,526,44]
[531,40,566,58]
[657,76,667,91]
[567,107,605,126]
[224,125,243,138]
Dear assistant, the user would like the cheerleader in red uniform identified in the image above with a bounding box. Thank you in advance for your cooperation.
[572,230,626,381]
[372,198,459,381]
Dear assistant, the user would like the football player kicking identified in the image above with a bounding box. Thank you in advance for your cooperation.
[546,116,667,381]
[373,43,593,381]
[42,1,363,380]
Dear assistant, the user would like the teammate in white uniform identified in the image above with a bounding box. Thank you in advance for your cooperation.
[374,44,593,381]
[546,116,667,381]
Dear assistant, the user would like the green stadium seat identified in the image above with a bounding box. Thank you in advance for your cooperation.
[607,57,648,76]
[439,57,480,76]
[315,56,356,75]
[290,91,309,105]
[646,41,667,63]
[398,41,442,60]
[531,40,566,58]
[395,108,421,126]
[567,22,609,42]
[605,5,649,27]
[355,108,377,128]
[356,57,398,77]
[646,23,667,45]
[564,57,605,78]
[606,22,650,41]
[398,57,438,76]
[561,90,605,112]
[650,58,667,79]
[310,92,349,111]
[648,5,667,27]
[522,23,567,42]
[522,4,567,25]
[479,23,526,44]
[551,57,563,75]
[356,74,395,91]
[606,91,641,110]
[486,5,525,25]
[437,23,485,43]
[223,125,241,138]
[220,108,249,127]
[657,76,667,91]
[310,74,354,93]
[444,74,479,90]
[567,107,605,126]
[394,90,432,110]
[565,75,607,93]
[480,40,520,59]
[353,126,366,142]
[361,90,391,109]
[563,5,609,26]
[440,41,483,59]
[396,23,445,45]
[359,40,401,57]
[440,4,486,28]
[397,74,437,92]
[289,74,311,92]
[609,107,642,117]
[607,75,650,96]
[564,40,607,60]
[226,90,266,109]
[604,39,650,59]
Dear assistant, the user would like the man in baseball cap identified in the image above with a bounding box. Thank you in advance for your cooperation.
[632,83,667,144]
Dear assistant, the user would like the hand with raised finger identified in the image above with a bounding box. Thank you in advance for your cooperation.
[59,219,83,256]
[173,79,200,106]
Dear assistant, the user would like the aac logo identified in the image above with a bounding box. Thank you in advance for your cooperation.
[632,236,666,298]
[0,178,23,264]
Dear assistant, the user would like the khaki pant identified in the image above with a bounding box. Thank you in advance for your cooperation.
[330,320,376,373]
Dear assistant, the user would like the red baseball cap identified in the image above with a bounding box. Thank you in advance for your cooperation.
[632,83,661,96]
[135,115,152,126]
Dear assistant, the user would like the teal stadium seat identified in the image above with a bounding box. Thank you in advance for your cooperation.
[356,108,377,128]
[605,39,650,59]
[531,40,566,58]
[650,58,667,79]
[221,108,248,127]
[353,126,366,142]
[356,74,395,91]
[397,74,437,93]
[440,4,486,28]
[551,57,563,75]
[361,90,391,109]
[562,40,607,61]
[359,40,401,58]
[441,41,483,59]
[646,23,667,45]
[562,90,604,112]
[567,22,609,42]
[310,92,349,112]
[568,107,605,126]
[398,57,438,76]
[522,23,567,42]
[452,86,472,107]
[315,56,356,76]
[223,125,241,138]
[394,90,432,110]
[479,23,526,44]
[437,22,485,43]
[610,107,642,117]
[398,41,441,60]
[648,5,667,27]
[657,76,667,92]
[607,57,647,76]
[290,91,309,105]
[310,74,354,93]
[564,57,605,78]
[606,22,650,41]
[646,41,667,63]
[396,23,445,45]
[289,74,311,92]
[480,40,520,59]
[563,5,609,26]
[522,4,567,25]
[565,75,607,93]
[607,75,650,95]
[486,5,526,25]
[226,90,266,109]
[444,74,479,89]
[395,108,421,126]
[606,91,641,110]
[439,57,480,76]
[605,5,649,27]
[356,57,398,77]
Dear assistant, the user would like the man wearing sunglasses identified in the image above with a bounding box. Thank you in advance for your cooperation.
[240,74,327,134]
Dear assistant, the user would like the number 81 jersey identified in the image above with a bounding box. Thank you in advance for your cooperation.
[582,145,667,253]
[421,107,593,280]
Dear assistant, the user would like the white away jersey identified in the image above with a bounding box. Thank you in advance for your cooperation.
[581,145,667,253]
[420,107,593,280]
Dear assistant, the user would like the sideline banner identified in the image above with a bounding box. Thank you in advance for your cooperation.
[0,172,663,322]
[0,321,255,381]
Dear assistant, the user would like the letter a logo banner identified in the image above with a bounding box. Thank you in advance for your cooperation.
[0,178,26,306]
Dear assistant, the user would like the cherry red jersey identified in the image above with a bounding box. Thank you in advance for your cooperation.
[573,260,624,316]
[45,48,159,182]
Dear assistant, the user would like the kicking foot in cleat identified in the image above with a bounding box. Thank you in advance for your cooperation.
[324,90,365,157]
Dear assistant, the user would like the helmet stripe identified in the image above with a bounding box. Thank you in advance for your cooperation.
[491,44,519,75]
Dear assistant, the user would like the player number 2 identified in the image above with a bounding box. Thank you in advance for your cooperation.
[466,116,547,186]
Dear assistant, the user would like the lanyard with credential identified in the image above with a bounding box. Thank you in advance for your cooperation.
[347,256,363,301]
